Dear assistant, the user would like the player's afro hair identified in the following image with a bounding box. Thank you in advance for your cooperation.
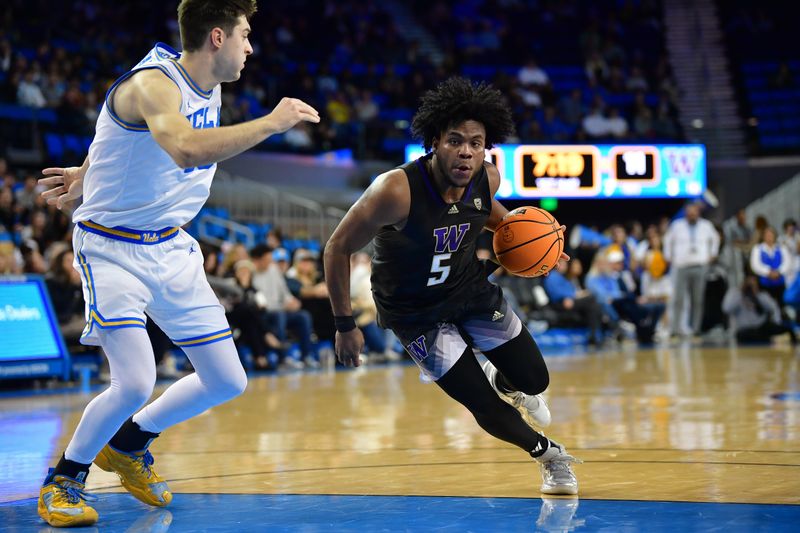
[411,77,515,151]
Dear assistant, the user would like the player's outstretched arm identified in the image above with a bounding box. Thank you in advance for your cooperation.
[133,70,319,169]
[39,155,89,210]
[324,170,410,366]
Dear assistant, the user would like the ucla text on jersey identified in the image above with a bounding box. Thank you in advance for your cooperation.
[73,43,222,230]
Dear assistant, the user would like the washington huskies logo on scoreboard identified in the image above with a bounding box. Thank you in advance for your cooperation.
[663,147,703,177]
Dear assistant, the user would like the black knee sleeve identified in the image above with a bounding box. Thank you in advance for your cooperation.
[484,326,549,395]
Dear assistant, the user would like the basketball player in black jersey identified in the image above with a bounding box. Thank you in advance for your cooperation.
[324,78,579,494]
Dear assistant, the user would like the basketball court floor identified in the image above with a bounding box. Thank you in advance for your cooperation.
[1,343,798,531]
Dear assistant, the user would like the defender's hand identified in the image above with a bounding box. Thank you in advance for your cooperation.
[40,166,85,210]
[266,97,320,133]
[335,328,364,367]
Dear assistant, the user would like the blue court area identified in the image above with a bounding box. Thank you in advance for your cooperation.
[1,493,798,532]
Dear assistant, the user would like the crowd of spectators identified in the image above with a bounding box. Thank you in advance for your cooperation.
[2,151,798,386]
[0,155,404,376]
[1,0,684,163]
[485,203,799,346]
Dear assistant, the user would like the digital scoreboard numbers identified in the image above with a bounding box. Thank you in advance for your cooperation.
[610,146,659,183]
[404,143,705,199]
[514,145,601,197]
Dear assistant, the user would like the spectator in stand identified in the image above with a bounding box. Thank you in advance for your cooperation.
[220,242,249,277]
[14,175,38,211]
[515,79,543,108]
[640,232,672,337]
[17,71,46,108]
[626,66,649,92]
[289,249,329,300]
[0,244,18,274]
[582,104,611,139]
[45,247,85,346]
[540,106,571,142]
[602,249,665,344]
[558,88,585,128]
[633,107,654,138]
[230,259,277,371]
[20,242,46,274]
[608,224,637,272]
[723,208,752,287]
[585,251,623,327]
[663,202,721,337]
[0,186,17,233]
[251,244,315,369]
[353,89,379,123]
[20,209,49,253]
[543,259,604,345]
[284,123,314,152]
[641,232,672,304]
[289,247,337,344]
[723,276,796,344]
[350,251,401,361]
[0,159,12,186]
[272,247,300,293]
[518,58,550,89]
[750,226,793,306]
[778,219,800,283]
[751,215,768,246]
[266,228,283,250]
[703,228,732,334]
[724,209,752,251]
[326,90,352,142]
[585,51,609,85]
[0,39,11,74]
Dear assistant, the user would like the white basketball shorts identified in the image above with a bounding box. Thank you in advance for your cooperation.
[72,220,231,348]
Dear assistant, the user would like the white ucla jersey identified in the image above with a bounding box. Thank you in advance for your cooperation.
[73,43,222,229]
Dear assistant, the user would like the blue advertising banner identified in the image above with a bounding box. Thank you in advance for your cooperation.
[0,276,70,380]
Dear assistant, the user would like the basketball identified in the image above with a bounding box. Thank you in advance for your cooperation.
[492,206,564,277]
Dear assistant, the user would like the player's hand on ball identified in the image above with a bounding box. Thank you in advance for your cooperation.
[542,249,571,277]
[267,97,320,133]
[40,167,85,210]
[335,329,364,367]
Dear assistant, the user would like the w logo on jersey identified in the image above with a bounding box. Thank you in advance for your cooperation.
[405,335,429,363]
[433,223,470,254]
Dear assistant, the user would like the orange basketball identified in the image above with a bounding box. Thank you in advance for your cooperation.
[492,206,564,278]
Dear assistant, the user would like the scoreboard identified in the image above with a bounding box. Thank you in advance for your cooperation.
[404,144,706,199]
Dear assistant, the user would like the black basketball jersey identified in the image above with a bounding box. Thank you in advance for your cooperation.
[371,153,493,327]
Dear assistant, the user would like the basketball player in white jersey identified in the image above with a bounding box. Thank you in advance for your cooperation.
[36,1,319,527]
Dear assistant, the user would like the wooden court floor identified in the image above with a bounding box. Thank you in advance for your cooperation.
[2,343,799,530]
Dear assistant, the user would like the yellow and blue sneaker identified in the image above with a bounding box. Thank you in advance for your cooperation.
[94,444,172,507]
[37,469,99,527]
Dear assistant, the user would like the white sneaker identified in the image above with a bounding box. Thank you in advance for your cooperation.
[482,360,551,428]
[534,441,581,495]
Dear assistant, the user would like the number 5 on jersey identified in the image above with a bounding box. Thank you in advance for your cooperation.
[428,253,451,286]
[428,223,470,286]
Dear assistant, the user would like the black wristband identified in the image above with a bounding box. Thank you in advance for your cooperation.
[334,315,357,333]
